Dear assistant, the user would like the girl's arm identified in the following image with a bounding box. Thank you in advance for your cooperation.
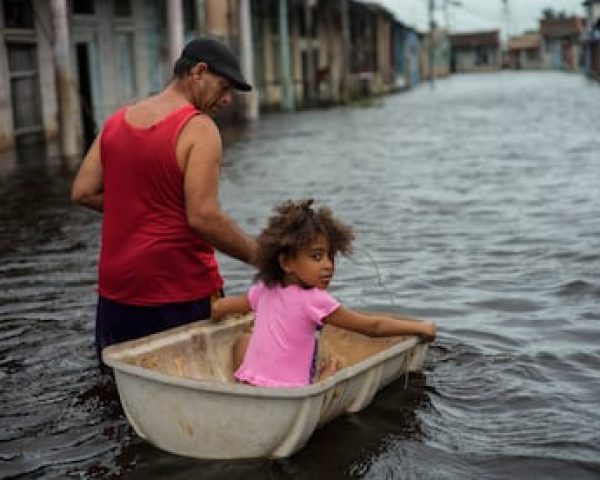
[324,306,437,342]
[212,295,252,321]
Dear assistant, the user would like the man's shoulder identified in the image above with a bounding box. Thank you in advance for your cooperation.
[185,111,217,129]
[180,112,220,143]
[177,113,222,167]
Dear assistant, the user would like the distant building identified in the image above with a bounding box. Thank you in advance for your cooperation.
[506,33,544,70]
[450,30,501,73]
[539,16,584,70]
[582,0,600,80]
[251,0,398,108]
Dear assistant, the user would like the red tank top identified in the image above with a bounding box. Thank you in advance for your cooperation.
[98,104,223,305]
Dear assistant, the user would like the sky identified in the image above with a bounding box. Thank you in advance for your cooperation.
[376,0,586,38]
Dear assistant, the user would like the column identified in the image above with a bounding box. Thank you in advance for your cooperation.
[340,0,351,103]
[50,0,79,157]
[168,0,184,65]
[279,0,294,111]
[240,0,259,119]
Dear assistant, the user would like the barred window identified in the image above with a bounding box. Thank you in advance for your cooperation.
[3,0,34,29]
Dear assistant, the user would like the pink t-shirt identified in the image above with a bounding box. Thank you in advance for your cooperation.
[234,283,340,387]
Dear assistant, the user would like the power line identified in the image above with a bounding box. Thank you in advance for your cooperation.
[502,0,512,45]
[454,4,501,27]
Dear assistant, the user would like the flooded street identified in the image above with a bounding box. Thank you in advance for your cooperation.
[1,71,600,479]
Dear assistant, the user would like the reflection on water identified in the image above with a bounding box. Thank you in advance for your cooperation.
[1,72,600,479]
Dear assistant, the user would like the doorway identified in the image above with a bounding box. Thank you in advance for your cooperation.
[76,43,96,151]
[301,49,318,107]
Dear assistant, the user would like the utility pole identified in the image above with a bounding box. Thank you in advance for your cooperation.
[239,0,258,120]
[501,0,511,48]
[428,0,435,86]
[444,0,462,32]
[444,0,449,31]
[279,0,294,111]
[501,0,511,68]
[167,0,184,67]
[340,0,351,103]
[303,0,316,106]
[50,0,79,158]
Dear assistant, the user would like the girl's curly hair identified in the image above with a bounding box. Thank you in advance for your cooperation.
[255,198,354,286]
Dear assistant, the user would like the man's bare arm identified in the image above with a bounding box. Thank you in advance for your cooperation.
[71,135,104,212]
[182,116,257,265]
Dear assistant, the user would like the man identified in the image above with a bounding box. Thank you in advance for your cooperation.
[72,37,258,364]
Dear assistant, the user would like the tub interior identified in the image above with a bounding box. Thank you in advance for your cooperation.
[109,314,409,383]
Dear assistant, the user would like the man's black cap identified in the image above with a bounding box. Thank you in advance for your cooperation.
[181,37,252,91]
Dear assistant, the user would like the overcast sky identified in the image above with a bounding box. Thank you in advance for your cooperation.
[376,0,586,37]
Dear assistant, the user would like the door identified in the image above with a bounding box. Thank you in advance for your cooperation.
[76,42,96,150]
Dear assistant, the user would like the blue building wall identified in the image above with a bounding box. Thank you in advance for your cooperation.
[406,29,421,86]
[393,25,406,76]
[392,24,421,88]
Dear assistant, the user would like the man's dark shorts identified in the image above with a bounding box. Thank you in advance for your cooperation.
[96,295,213,365]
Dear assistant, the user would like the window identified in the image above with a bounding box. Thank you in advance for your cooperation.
[476,47,490,66]
[252,0,279,35]
[297,3,317,38]
[3,0,34,29]
[7,43,42,134]
[113,0,131,17]
[183,0,197,35]
[7,42,36,71]
[72,0,94,15]
[115,32,136,101]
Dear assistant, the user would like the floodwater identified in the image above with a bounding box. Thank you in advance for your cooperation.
[1,71,600,479]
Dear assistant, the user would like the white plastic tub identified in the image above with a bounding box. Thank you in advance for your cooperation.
[102,313,428,459]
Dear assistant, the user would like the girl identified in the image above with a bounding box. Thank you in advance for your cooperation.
[212,199,437,387]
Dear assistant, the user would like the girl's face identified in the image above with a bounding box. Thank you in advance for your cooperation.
[280,235,334,289]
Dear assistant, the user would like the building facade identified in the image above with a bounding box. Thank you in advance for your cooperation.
[539,16,584,70]
[506,33,544,70]
[450,30,501,73]
[392,23,421,89]
[0,0,222,154]
[0,0,421,156]
[583,0,600,80]
[420,27,451,79]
